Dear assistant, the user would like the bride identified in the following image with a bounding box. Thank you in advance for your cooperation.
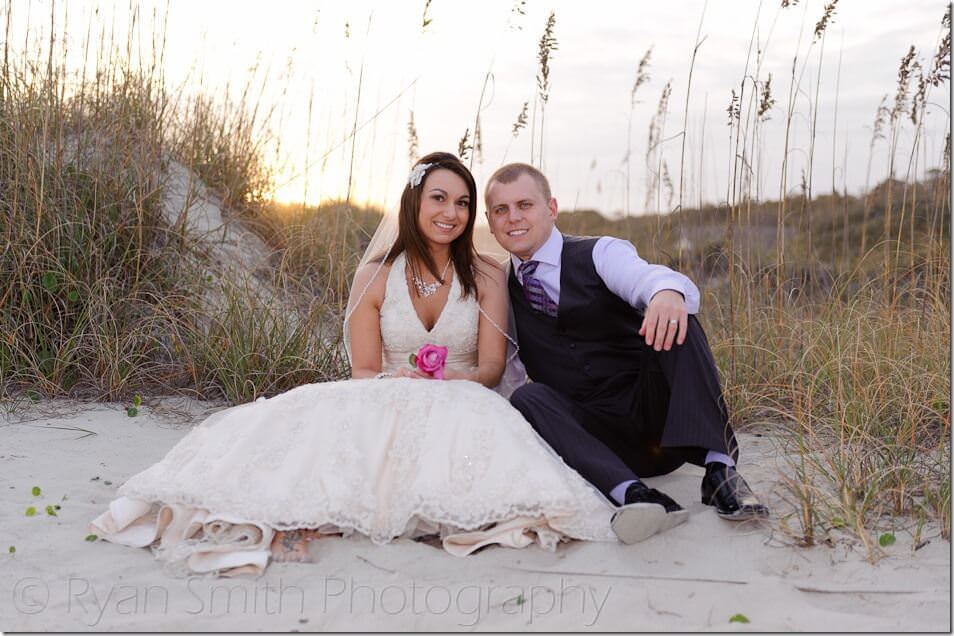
[89,152,623,578]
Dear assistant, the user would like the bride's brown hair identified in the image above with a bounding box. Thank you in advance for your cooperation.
[385,151,485,298]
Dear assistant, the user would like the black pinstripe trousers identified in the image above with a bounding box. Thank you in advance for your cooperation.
[510,314,739,497]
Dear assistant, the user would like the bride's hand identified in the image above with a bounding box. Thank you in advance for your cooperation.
[440,368,477,382]
[393,367,433,379]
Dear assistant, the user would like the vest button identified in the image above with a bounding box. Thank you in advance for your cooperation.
[569,343,576,349]
[584,364,592,373]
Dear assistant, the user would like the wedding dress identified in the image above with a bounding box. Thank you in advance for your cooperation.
[89,252,616,577]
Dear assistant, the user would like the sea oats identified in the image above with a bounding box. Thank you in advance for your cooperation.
[631,46,652,106]
[910,62,927,126]
[507,0,527,31]
[407,110,419,162]
[661,160,674,211]
[758,73,776,121]
[536,10,558,106]
[891,45,916,123]
[813,0,838,43]
[473,117,483,163]
[927,5,951,86]
[421,0,432,31]
[726,89,741,126]
[511,101,529,137]
[457,127,472,162]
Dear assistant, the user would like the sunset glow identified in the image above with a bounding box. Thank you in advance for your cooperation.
[5,0,948,214]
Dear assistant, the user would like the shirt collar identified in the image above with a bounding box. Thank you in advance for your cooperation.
[510,226,563,272]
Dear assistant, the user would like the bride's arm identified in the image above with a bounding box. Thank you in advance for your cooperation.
[347,263,389,379]
[444,257,507,387]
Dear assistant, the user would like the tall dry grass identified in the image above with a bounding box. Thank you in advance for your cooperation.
[555,1,950,557]
[0,2,373,407]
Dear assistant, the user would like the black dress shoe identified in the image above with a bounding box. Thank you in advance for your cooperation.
[701,463,770,520]
[624,479,684,513]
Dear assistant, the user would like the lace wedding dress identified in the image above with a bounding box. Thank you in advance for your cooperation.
[90,252,616,577]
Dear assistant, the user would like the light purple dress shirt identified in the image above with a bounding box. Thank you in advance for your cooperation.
[510,227,701,314]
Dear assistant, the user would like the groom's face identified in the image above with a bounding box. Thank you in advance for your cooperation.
[484,174,558,260]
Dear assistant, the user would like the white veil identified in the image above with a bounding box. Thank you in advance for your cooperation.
[343,185,526,399]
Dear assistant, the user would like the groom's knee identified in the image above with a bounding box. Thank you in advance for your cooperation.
[659,313,712,354]
[510,383,557,425]
[510,382,543,413]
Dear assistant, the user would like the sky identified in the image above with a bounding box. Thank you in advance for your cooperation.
[5,0,951,216]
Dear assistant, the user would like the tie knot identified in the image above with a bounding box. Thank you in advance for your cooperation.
[518,260,540,278]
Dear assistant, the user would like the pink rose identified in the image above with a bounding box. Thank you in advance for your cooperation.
[409,344,448,379]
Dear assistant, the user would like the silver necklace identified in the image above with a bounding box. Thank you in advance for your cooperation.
[410,258,452,297]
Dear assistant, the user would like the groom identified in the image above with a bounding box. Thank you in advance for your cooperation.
[484,163,769,544]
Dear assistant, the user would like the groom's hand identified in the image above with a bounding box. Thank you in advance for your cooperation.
[639,290,688,351]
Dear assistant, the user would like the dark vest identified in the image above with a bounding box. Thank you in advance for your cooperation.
[509,235,647,401]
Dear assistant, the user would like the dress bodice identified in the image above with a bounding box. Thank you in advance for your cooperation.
[379,252,479,373]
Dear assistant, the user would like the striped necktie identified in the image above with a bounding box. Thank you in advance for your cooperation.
[518,260,558,317]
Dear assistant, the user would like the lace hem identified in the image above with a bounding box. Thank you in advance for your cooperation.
[117,485,617,542]
[91,493,614,579]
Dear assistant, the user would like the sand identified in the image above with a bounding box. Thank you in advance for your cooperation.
[0,396,949,632]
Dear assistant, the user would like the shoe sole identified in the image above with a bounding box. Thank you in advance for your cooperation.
[611,503,689,544]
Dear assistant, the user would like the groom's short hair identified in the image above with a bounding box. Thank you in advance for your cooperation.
[484,163,552,203]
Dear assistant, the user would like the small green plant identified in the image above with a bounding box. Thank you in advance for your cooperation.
[8,546,15,553]
[31,486,41,496]
[729,614,750,624]
[25,507,36,517]
[879,532,896,547]
[85,534,98,542]
[40,271,59,292]
[45,505,57,517]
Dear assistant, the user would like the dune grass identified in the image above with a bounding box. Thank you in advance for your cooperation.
[557,177,951,555]
[0,3,377,405]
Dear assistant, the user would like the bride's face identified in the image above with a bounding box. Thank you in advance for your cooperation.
[417,168,471,248]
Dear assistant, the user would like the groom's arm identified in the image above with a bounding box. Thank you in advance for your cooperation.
[592,237,701,314]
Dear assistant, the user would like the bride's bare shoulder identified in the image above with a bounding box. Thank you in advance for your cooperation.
[350,260,393,305]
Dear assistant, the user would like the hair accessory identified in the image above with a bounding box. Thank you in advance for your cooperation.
[408,162,434,188]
